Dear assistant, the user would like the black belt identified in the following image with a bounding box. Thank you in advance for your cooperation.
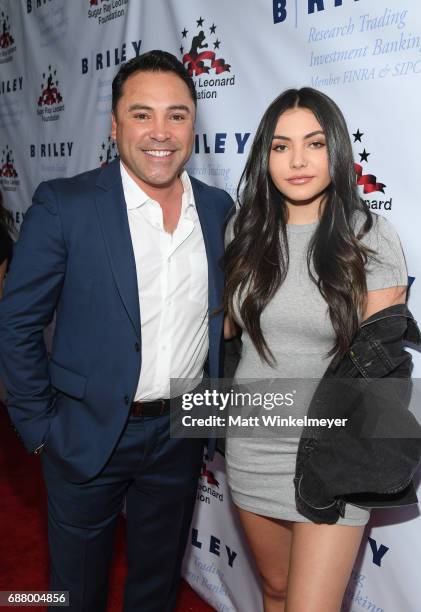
[130,399,171,417]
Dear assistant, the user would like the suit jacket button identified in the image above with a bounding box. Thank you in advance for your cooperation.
[134,342,140,352]
[124,395,129,405]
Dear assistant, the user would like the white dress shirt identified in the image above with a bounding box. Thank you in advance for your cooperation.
[120,162,209,400]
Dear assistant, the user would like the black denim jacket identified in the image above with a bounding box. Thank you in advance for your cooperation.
[294,303,421,524]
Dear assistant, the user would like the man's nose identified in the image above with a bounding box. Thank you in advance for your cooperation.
[149,117,170,141]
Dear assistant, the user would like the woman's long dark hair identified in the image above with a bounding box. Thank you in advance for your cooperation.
[224,87,373,365]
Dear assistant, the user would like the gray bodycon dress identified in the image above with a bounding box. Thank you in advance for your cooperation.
[226,213,407,525]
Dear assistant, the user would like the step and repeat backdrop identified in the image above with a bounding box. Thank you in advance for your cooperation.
[1,1,420,610]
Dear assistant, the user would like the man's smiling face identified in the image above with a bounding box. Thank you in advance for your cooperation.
[111,70,196,195]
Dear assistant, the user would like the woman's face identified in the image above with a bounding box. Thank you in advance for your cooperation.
[268,107,331,211]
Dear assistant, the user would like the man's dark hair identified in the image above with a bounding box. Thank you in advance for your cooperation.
[112,50,197,114]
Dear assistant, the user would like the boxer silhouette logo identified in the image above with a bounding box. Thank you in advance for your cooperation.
[180,17,236,100]
[36,65,65,122]
[0,8,16,63]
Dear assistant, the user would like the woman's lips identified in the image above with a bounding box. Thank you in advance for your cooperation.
[287,176,314,185]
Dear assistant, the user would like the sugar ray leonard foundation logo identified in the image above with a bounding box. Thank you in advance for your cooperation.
[88,0,127,26]
[37,65,65,122]
[180,17,235,100]
[0,145,19,192]
[98,135,118,166]
[352,128,391,212]
[197,461,224,505]
[0,8,16,63]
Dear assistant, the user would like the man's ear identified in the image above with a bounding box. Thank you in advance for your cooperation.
[111,113,117,140]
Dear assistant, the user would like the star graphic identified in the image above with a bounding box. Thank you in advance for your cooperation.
[352,129,364,142]
[196,17,204,27]
[181,28,188,38]
[213,39,221,50]
[359,149,370,163]
[180,45,184,55]
[210,23,217,34]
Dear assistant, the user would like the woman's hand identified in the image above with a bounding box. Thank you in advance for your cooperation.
[224,315,240,340]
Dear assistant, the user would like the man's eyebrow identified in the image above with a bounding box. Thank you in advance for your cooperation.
[127,104,153,112]
[168,104,192,113]
[126,104,192,113]
[272,130,325,141]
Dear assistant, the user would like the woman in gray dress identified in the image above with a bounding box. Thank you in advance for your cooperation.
[224,88,407,611]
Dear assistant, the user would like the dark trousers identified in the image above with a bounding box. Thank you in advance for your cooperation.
[41,413,204,612]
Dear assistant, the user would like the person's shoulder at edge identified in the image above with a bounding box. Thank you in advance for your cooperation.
[352,208,408,290]
[40,160,109,192]
[29,160,119,218]
[188,174,232,198]
[352,208,402,244]
[189,174,234,218]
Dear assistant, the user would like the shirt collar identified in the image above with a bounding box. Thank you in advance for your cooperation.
[120,161,195,211]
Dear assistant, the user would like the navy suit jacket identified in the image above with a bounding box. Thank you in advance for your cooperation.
[0,159,233,482]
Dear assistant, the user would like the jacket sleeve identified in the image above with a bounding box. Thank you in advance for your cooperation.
[0,182,66,452]
[294,307,421,523]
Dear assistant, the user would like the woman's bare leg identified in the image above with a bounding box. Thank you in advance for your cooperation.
[285,522,365,612]
[237,507,293,612]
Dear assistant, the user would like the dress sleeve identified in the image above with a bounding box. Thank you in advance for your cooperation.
[361,214,408,291]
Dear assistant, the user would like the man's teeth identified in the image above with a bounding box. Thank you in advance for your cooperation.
[145,150,172,157]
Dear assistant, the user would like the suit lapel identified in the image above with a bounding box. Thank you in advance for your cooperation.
[191,178,222,316]
[95,159,141,338]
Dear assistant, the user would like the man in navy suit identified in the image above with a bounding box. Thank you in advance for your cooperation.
[0,50,233,611]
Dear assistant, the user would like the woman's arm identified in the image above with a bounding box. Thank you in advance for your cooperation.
[362,285,407,320]
[360,215,408,321]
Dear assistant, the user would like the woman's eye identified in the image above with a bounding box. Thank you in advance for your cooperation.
[310,141,325,149]
[273,144,287,152]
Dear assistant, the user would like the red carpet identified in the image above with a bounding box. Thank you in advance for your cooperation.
[0,405,214,611]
